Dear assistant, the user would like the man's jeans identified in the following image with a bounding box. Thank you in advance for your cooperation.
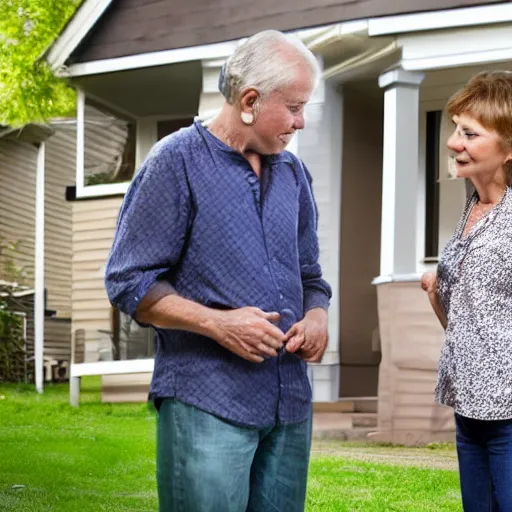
[157,399,312,512]
[456,413,512,511]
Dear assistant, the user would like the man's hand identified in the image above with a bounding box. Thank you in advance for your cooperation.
[420,272,437,295]
[212,307,286,363]
[284,308,328,363]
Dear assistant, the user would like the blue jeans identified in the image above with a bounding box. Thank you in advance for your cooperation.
[157,399,312,512]
[455,413,512,511]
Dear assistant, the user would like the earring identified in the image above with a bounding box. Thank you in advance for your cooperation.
[241,112,255,125]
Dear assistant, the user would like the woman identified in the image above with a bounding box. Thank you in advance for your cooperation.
[422,71,512,511]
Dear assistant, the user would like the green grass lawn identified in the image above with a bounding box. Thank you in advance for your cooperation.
[0,378,462,511]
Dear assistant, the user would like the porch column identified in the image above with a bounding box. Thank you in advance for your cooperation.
[34,142,45,393]
[297,61,343,402]
[76,89,85,197]
[198,59,226,121]
[378,69,425,276]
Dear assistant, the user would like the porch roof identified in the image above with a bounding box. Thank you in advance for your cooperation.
[46,0,505,71]
[61,23,398,119]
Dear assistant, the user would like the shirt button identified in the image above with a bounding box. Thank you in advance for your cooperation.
[279,293,284,300]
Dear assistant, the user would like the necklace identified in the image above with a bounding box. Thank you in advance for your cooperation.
[471,202,494,223]
[463,187,508,237]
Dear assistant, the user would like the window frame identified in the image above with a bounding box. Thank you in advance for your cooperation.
[76,90,137,198]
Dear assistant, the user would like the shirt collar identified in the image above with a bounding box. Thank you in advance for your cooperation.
[194,120,294,166]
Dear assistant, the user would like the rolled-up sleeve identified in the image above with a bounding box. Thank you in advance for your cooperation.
[104,140,192,318]
[297,159,332,313]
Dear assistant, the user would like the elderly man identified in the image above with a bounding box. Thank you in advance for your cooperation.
[105,30,331,512]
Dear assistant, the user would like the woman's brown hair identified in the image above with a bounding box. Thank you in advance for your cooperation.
[446,70,512,148]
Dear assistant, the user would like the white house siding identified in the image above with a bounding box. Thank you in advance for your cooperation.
[0,139,37,285]
[72,196,123,362]
[44,130,75,316]
[0,136,74,318]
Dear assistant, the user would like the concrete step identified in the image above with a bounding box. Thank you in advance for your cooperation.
[313,412,353,431]
[313,412,377,439]
[351,413,377,428]
[312,412,378,441]
[313,396,378,414]
[313,427,376,442]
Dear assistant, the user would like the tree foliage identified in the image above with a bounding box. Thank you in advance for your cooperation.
[0,237,27,383]
[0,0,80,127]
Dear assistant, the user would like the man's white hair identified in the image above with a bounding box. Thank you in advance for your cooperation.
[219,30,320,104]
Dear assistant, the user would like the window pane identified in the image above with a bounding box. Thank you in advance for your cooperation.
[114,309,155,360]
[157,118,194,140]
[84,102,136,187]
[84,309,155,362]
[425,110,441,258]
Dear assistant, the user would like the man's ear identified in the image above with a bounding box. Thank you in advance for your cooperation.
[239,88,260,125]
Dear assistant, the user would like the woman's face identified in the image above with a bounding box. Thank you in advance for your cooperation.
[447,113,511,180]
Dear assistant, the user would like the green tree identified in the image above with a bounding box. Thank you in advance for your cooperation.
[0,0,80,127]
[0,236,27,383]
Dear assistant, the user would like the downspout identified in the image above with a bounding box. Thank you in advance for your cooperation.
[34,141,45,393]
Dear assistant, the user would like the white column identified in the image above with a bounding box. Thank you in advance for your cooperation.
[298,63,343,401]
[76,89,85,197]
[34,142,45,393]
[198,59,226,122]
[135,119,157,169]
[378,69,425,276]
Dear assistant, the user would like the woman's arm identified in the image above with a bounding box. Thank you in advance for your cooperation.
[420,272,448,330]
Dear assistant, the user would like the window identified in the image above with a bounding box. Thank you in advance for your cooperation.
[109,308,155,361]
[157,118,195,140]
[425,110,441,259]
[83,101,136,188]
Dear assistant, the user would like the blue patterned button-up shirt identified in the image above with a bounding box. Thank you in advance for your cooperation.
[105,121,331,427]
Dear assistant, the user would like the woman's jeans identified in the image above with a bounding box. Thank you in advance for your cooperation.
[157,399,312,512]
[456,413,512,511]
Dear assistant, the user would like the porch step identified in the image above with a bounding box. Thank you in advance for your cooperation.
[312,412,378,441]
[313,427,376,442]
[352,413,378,428]
[313,396,378,414]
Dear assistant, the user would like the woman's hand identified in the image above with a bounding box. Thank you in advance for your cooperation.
[420,271,447,330]
[420,271,437,295]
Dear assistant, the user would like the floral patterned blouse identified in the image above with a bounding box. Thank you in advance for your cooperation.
[436,185,512,420]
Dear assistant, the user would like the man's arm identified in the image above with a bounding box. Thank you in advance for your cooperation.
[104,141,192,319]
[136,284,285,363]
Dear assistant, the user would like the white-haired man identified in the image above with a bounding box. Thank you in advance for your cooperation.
[105,30,331,512]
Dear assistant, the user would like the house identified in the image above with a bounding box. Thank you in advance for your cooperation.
[46,0,511,443]
[0,124,77,387]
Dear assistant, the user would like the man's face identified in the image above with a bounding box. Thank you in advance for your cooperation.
[250,68,314,155]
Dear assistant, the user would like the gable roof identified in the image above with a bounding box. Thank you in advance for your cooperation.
[45,0,112,71]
